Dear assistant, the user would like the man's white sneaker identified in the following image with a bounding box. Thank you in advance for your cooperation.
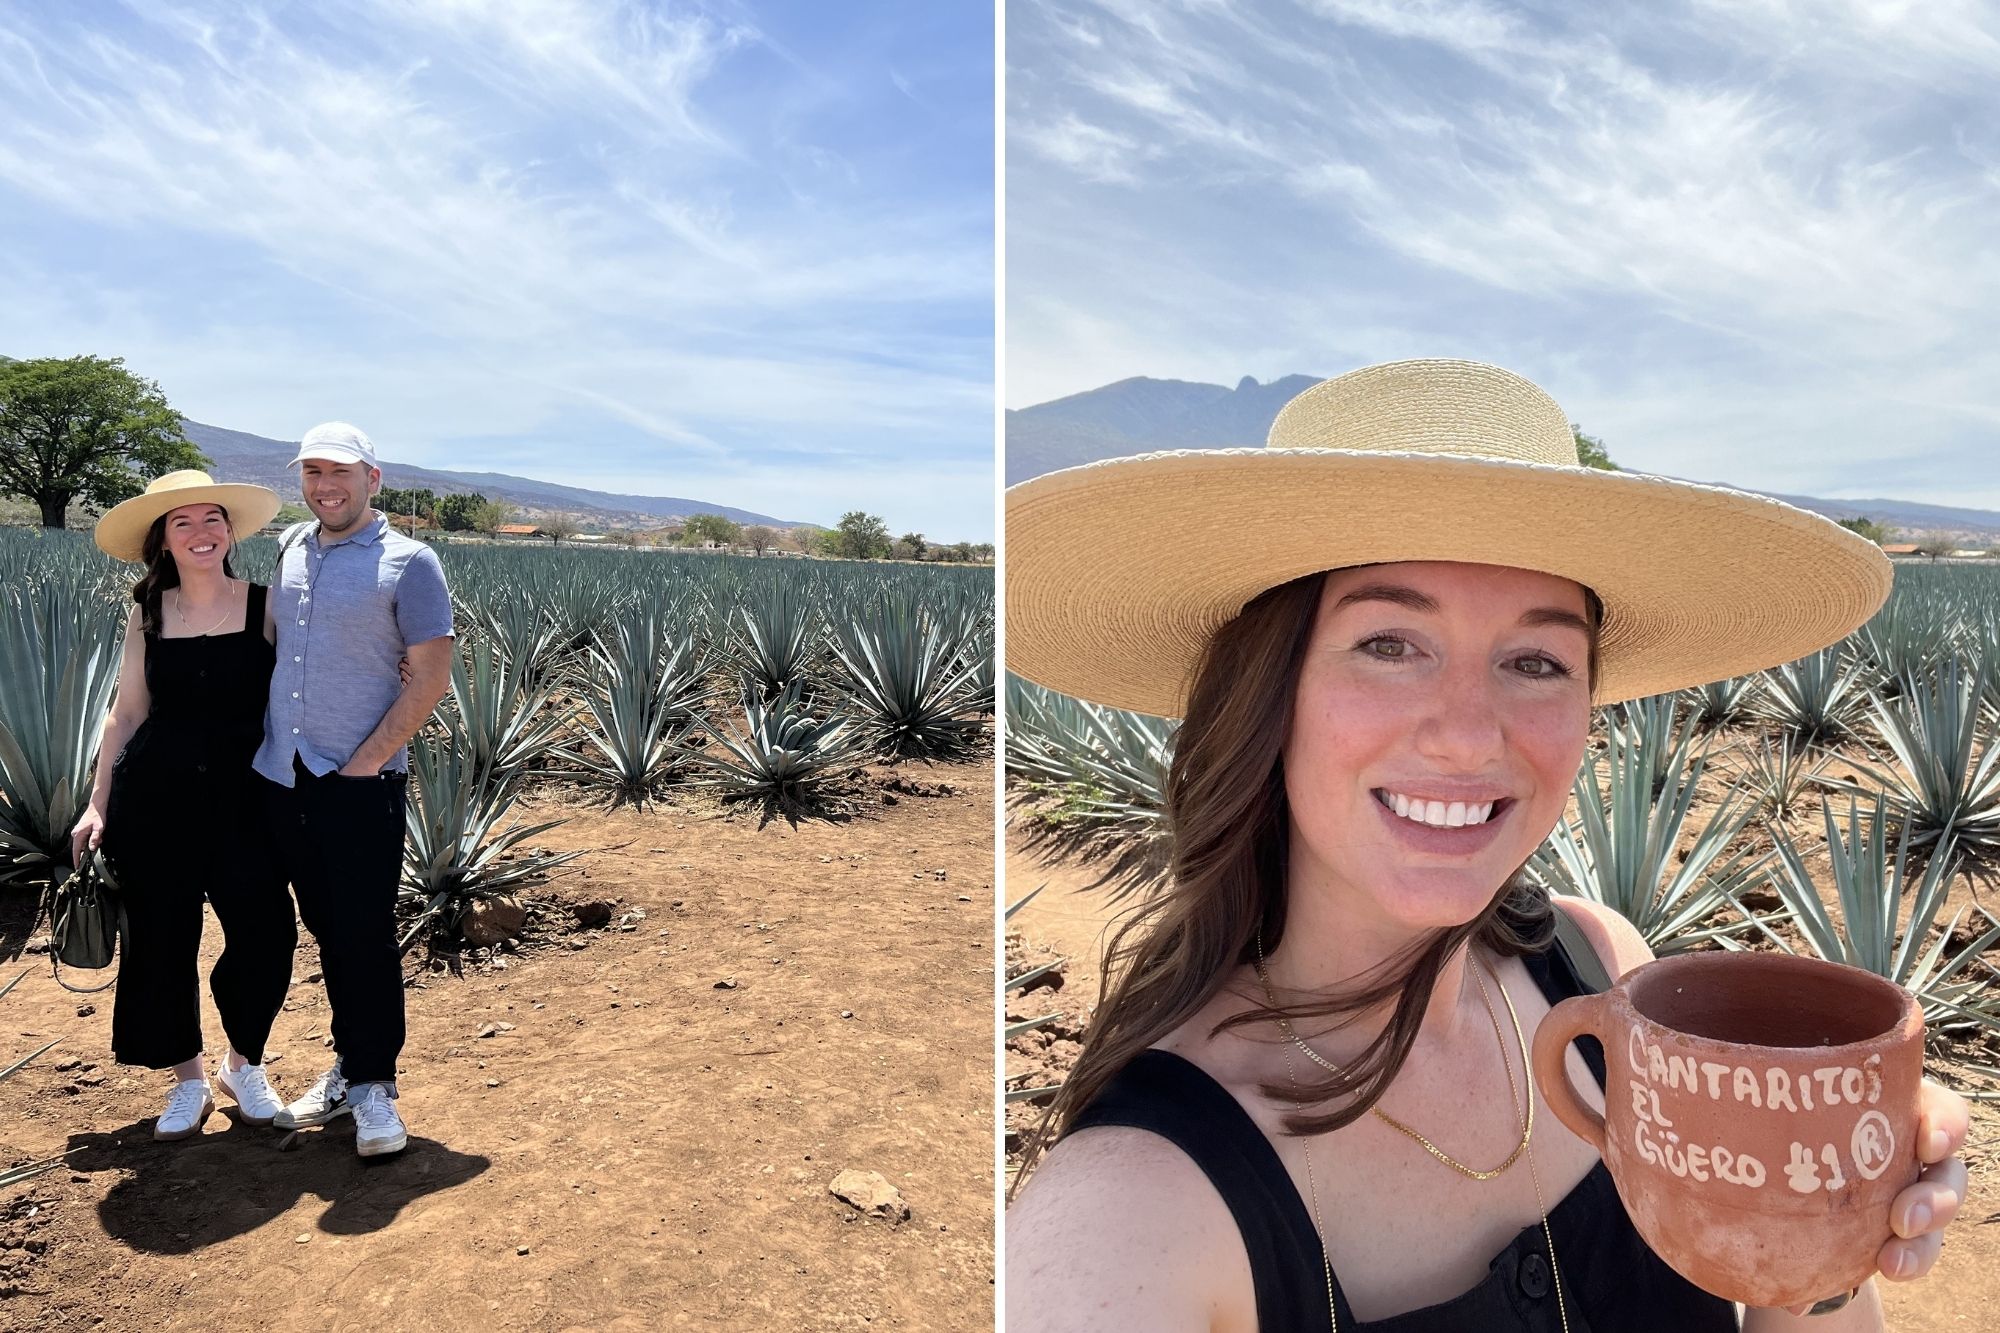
[350,1082,407,1158]
[216,1060,285,1126]
[273,1061,349,1129]
[153,1077,213,1141]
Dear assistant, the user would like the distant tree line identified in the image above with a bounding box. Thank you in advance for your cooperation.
[378,486,511,533]
[646,509,991,562]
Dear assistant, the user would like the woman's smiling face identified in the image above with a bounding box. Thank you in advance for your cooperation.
[162,502,232,572]
[1282,561,1594,935]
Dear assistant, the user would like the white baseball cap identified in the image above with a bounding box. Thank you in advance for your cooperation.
[290,421,379,469]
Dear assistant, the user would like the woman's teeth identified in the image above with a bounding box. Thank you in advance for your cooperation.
[1377,790,1496,828]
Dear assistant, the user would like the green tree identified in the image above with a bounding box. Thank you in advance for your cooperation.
[0,356,207,529]
[682,512,742,547]
[1835,516,1891,544]
[743,524,777,556]
[379,486,439,521]
[1570,425,1617,471]
[831,510,892,560]
[468,498,511,534]
[437,491,489,531]
[898,531,928,559]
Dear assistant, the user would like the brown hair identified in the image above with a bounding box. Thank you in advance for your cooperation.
[1013,568,1602,1186]
[131,507,237,635]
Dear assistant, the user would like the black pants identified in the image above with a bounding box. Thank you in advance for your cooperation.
[106,773,296,1070]
[261,763,408,1084]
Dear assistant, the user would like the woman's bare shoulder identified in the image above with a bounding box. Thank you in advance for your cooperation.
[1007,1125,1250,1333]
[1550,894,1657,979]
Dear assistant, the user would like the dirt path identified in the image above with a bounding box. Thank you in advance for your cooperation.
[1,762,995,1333]
[1004,825,2000,1330]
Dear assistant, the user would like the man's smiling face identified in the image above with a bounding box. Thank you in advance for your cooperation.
[299,459,380,535]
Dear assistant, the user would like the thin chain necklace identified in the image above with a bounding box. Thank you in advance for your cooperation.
[1256,938,1569,1333]
[173,582,238,636]
[1255,941,1529,1179]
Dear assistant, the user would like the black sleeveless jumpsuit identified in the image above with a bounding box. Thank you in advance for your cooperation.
[103,584,297,1069]
[1065,942,1741,1331]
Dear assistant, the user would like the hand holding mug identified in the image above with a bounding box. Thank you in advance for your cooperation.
[1534,952,1933,1310]
[1870,1081,1966,1283]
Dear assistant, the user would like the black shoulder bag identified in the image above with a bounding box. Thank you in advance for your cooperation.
[45,855,124,994]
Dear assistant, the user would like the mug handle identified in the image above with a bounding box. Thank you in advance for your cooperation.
[1531,993,1611,1154]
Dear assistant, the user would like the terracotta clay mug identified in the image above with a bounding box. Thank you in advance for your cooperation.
[1532,951,1924,1309]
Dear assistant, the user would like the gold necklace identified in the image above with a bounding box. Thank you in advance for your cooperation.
[1254,940,1530,1179]
[1258,939,1570,1333]
[174,583,237,636]
[1479,958,1571,1333]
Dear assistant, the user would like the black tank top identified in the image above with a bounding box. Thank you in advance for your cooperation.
[115,583,275,786]
[1065,940,1739,1331]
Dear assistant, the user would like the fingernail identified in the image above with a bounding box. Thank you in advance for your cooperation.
[1892,1249,1916,1279]
[1927,1128,1949,1159]
[1906,1203,1931,1235]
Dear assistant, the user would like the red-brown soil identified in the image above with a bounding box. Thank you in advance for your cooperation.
[1,760,995,1333]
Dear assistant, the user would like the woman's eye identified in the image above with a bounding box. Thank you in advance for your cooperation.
[1358,636,1410,659]
[1513,654,1573,679]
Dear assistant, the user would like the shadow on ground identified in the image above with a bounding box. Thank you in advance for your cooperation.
[64,1112,489,1254]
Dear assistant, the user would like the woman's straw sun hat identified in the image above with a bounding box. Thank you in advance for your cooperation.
[93,470,283,563]
[1006,359,1892,717]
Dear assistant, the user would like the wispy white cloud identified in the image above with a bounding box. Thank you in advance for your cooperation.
[0,0,993,537]
[1008,0,2000,510]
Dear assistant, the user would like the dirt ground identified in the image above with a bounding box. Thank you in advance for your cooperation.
[1003,739,2000,1330]
[0,759,996,1333]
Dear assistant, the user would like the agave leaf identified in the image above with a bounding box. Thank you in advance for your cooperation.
[693,680,868,814]
[1006,959,1066,993]
[1007,1015,1064,1039]
[1757,794,2000,1071]
[829,592,986,761]
[0,583,122,883]
[1531,703,1766,951]
[1823,662,2000,857]
[1750,645,1873,753]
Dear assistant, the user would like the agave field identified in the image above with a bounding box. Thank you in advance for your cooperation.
[1005,563,2000,1121]
[0,526,993,953]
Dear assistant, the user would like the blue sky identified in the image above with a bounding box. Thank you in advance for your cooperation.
[1008,0,2000,509]
[0,1,993,539]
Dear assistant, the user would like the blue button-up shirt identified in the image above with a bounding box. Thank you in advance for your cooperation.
[254,513,454,786]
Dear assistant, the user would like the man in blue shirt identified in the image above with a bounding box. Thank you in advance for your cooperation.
[255,422,455,1156]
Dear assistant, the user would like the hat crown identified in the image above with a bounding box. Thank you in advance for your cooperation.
[145,469,222,494]
[1265,359,1579,467]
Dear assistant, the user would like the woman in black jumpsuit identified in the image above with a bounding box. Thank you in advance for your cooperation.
[79,474,294,1140]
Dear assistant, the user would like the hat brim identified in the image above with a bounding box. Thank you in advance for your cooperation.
[1005,449,1893,716]
[287,446,372,467]
[94,483,285,563]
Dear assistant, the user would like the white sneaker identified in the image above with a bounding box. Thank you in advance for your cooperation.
[350,1082,407,1158]
[273,1061,349,1129]
[216,1060,285,1126]
[153,1077,213,1141]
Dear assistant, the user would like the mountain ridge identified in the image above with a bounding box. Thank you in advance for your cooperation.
[181,420,813,529]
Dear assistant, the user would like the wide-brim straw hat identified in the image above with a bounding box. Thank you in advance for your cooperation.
[93,470,283,563]
[1006,359,1892,716]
